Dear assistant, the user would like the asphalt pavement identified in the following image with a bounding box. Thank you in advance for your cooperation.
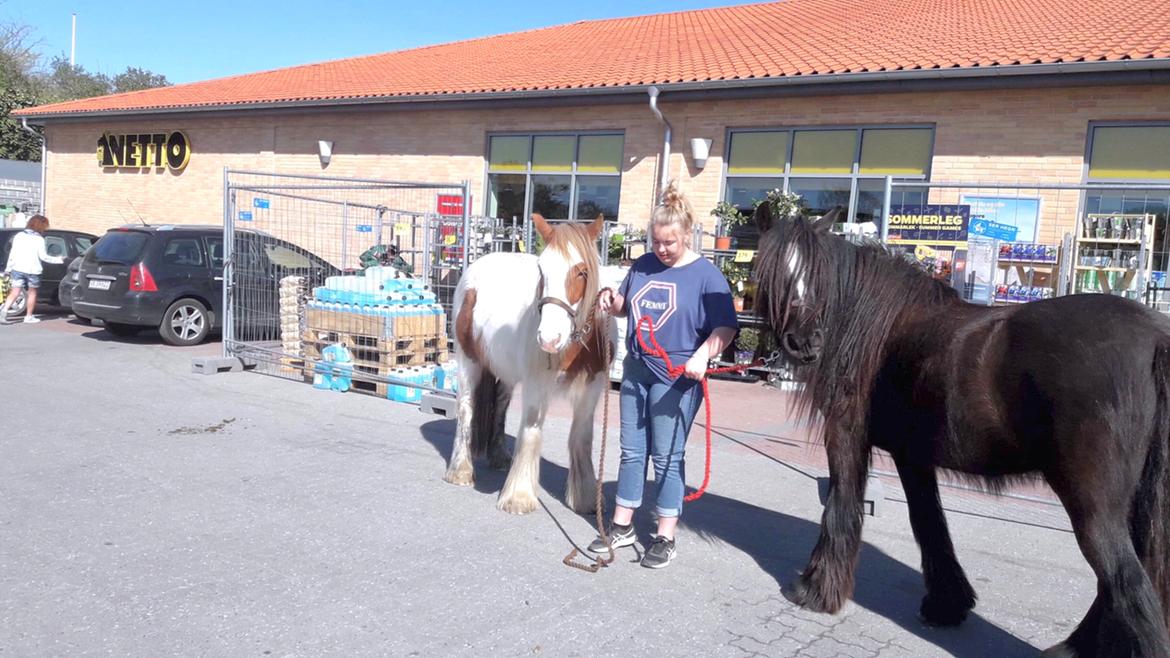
[0,312,1095,657]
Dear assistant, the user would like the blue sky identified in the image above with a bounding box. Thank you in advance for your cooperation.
[6,0,750,85]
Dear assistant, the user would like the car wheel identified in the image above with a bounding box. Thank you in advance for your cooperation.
[159,298,210,346]
[105,322,140,337]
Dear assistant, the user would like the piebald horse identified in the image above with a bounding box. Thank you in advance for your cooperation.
[444,213,616,514]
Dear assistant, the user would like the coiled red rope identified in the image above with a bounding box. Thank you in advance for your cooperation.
[633,315,761,502]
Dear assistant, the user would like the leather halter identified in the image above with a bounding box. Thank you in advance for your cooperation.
[537,272,593,344]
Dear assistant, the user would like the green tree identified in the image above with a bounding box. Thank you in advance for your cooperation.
[0,22,43,160]
[44,56,111,102]
[113,66,169,93]
[0,13,171,161]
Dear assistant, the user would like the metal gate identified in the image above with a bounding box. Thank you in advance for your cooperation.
[222,169,478,392]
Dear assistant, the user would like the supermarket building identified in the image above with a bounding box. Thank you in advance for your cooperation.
[13,0,1170,254]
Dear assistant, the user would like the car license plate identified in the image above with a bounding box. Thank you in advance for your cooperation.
[88,279,111,290]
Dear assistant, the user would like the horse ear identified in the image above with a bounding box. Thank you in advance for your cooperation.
[531,213,554,242]
[586,214,605,240]
[813,205,845,232]
[753,202,774,234]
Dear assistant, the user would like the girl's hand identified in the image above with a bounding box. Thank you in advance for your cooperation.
[683,350,708,380]
[597,288,618,314]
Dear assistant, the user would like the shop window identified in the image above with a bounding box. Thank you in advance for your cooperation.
[485,133,624,225]
[860,129,932,176]
[532,136,574,172]
[488,174,526,222]
[727,131,787,175]
[488,135,528,172]
[790,130,855,174]
[723,125,934,227]
[787,178,852,216]
[531,175,571,219]
[575,175,620,221]
[576,135,622,173]
[1088,125,1170,181]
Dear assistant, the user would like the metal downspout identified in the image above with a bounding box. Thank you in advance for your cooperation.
[647,86,671,195]
[20,118,46,212]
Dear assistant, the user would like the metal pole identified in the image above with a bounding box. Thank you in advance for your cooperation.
[341,201,349,268]
[221,167,233,358]
[461,181,471,272]
[880,175,893,245]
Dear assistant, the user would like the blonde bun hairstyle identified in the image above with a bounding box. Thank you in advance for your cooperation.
[650,181,695,245]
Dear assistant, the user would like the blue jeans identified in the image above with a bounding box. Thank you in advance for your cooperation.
[614,356,704,518]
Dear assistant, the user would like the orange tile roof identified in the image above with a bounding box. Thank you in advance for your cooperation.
[17,0,1170,118]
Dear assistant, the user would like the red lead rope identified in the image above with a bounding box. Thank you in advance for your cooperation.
[632,315,761,502]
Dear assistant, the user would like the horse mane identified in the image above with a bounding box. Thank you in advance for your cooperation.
[544,221,602,331]
[755,219,960,425]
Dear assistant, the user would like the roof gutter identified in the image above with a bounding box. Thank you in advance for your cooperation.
[15,58,1170,123]
[647,86,671,196]
[19,118,45,212]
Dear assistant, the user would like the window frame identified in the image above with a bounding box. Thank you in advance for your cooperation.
[1084,121,1170,184]
[720,124,936,222]
[483,130,625,223]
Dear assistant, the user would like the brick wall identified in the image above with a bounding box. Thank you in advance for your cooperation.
[42,83,1170,243]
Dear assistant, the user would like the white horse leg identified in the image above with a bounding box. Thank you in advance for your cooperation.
[443,359,481,487]
[497,389,548,514]
[565,375,605,514]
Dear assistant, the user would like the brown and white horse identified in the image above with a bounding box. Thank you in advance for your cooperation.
[444,213,616,514]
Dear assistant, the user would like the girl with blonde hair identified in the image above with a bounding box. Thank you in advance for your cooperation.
[591,183,738,568]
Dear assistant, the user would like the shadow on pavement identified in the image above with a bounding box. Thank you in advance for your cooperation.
[419,417,1041,658]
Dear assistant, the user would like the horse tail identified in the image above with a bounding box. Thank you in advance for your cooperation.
[470,369,502,458]
[1135,343,1170,629]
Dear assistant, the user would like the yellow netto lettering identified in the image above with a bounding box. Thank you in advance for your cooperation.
[98,131,190,171]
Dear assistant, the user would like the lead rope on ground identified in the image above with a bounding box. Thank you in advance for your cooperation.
[563,289,773,572]
[562,289,616,573]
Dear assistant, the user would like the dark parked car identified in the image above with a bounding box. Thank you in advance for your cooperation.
[0,228,98,317]
[57,253,88,319]
[72,225,338,346]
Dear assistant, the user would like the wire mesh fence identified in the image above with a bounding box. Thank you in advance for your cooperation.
[223,170,472,399]
[880,179,1170,309]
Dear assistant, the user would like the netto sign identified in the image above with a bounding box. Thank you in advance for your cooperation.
[97,131,191,170]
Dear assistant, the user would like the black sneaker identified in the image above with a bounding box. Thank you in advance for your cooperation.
[641,535,676,569]
[586,522,637,553]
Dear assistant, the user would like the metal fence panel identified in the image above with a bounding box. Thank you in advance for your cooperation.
[223,169,473,397]
[880,178,1170,309]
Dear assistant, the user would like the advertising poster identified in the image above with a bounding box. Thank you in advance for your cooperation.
[887,204,971,281]
[961,195,1040,243]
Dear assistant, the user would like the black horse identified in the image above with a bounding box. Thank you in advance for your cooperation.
[751,204,1170,657]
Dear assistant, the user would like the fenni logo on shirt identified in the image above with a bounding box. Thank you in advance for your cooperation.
[630,281,677,328]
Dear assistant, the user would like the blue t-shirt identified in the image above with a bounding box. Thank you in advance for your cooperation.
[619,253,739,384]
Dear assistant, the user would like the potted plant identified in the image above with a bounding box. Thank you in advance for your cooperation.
[721,260,750,312]
[710,201,747,250]
[735,327,759,364]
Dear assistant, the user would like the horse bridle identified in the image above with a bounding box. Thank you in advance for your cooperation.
[536,271,596,345]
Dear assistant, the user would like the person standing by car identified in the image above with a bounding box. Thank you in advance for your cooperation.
[0,215,65,323]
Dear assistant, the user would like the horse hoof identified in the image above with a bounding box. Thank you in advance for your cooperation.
[781,578,843,614]
[918,594,972,627]
[497,494,538,515]
[443,469,475,487]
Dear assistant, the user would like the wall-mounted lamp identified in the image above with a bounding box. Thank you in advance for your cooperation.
[318,140,334,168]
[690,137,713,170]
